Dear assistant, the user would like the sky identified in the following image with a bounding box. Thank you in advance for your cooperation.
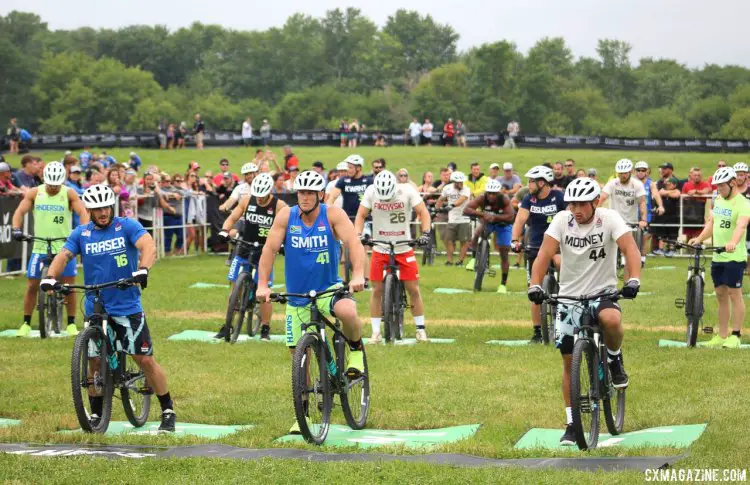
[4,0,750,68]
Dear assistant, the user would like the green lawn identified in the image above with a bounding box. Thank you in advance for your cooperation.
[1,146,748,483]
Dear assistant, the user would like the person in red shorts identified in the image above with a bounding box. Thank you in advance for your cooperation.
[355,170,432,342]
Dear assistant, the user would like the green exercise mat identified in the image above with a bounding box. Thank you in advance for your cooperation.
[277,424,480,448]
[363,337,455,345]
[658,339,750,349]
[0,329,71,338]
[0,418,21,427]
[167,329,285,343]
[433,288,471,294]
[486,340,532,346]
[515,424,707,450]
[62,421,253,438]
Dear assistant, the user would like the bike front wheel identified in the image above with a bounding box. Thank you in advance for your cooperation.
[227,272,250,343]
[382,273,399,342]
[71,325,113,433]
[686,275,703,347]
[570,338,600,450]
[540,274,555,345]
[292,332,332,445]
[473,240,488,292]
[120,353,152,427]
[338,339,370,430]
[38,268,53,339]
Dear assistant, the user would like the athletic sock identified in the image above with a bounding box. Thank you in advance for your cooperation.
[349,339,363,351]
[157,392,174,412]
[67,316,75,325]
[533,325,541,336]
[732,330,741,338]
[607,348,621,363]
[89,396,103,416]
[565,407,573,425]
[414,315,425,330]
[370,318,382,334]
[501,272,508,285]
[640,255,646,263]
[23,315,31,325]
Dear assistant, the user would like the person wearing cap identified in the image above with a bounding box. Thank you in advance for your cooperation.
[0,162,21,196]
[466,162,488,197]
[658,162,683,190]
[11,161,89,337]
[213,159,240,186]
[633,161,665,258]
[689,167,750,348]
[220,162,259,212]
[499,162,522,197]
[128,152,142,172]
[65,165,85,194]
[326,155,373,221]
[488,163,501,180]
[312,161,325,174]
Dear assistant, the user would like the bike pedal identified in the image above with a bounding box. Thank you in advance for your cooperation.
[674,298,685,309]
[703,327,713,334]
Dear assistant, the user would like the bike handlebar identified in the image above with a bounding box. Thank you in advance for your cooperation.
[267,284,359,304]
[664,240,725,253]
[363,239,418,248]
[21,235,68,243]
[57,278,138,295]
[545,288,623,304]
[231,237,261,249]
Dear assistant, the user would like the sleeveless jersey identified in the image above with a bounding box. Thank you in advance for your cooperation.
[33,185,72,254]
[361,183,423,255]
[641,177,653,222]
[475,193,511,226]
[238,195,278,259]
[284,204,341,307]
[520,191,567,251]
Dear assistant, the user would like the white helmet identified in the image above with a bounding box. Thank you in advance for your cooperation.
[374,170,397,200]
[293,170,326,192]
[732,162,748,173]
[241,162,258,175]
[524,166,553,182]
[615,158,633,173]
[43,162,67,186]
[485,179,502,193]
[565,177,601,202]
[634,161,649,170]
[344,154,364,166]
[251,173,273,198]
[712,167,736,185]
[336,162,349,171]
[82,184,117,209]
[129,152,137,158]
[450,171,466,183]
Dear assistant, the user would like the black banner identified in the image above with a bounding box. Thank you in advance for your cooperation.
[3,130,748,152]
[0,197,23,259]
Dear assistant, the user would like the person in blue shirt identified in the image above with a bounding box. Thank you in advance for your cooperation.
[40,184,176,432]
[78,148,93,171]
[129,152,142,171]
[256,170,366,434]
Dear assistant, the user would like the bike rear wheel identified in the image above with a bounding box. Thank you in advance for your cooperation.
[473,240,488,292]
[71,325,113,433]
[570,338,600,450]
[226,272,250,343]
[38,267,53,339]
[540,274,555,345]
[120,353,152,427]
[53,294,64,334]
[601,345,625,435]
[338,337,370,430]
[382,274,399,342]
[292,332,332,445]
[686,275,703,347]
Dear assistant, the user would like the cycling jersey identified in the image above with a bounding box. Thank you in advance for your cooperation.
[325,180,343,208]
[335,174,373,218]
[602,178,646,225]
[441,184,471,223]
[228,182,251,202]
[63,217,146,316]
[712,194,750,263]
[520,191,566,251]
[283,205,341,307]
[79,151,93,170]
[361,183,423,255]
[237,195,278,260]
[472,193,512,225]
[545,208,630,299]
[33,185,71,254]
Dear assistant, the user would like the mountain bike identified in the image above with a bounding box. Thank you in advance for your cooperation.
[364,239,418,342]
[467,218,497,292]
[23,235,69,338]
[223,238,263,343]
[421,206,446,266]
[62,278,152,433]
[269,286,370,445]
[518,243,559,345]
[668,240,726,347]
[544,289,628,450]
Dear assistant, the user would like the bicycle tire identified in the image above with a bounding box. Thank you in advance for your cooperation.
[549,277,559,344]
[71,325,113,433]
[601,346,625,436]
[540,274,554,345]
[54,293,64,334]
[382,274,397,342]
[395,280,405,340]
[570,338,600,450]
[227,272,250,343]
[249,304,262,337]
[120,353,151,427]
[338,337,370,430]
[38,267,52,339]
[686,275,703,347]
[291,332,332,445]
[473,240,488,292]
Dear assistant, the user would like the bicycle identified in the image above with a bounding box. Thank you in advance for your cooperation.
[519,243,559,345]
[421,206,445,266]
[544,289,628,450]
[364,239,418,342]
[62,278,152,433]
[467,217,497,292]
[616,224,643,279]
[667,240,726,347]
[223,237,263,343]
[268,286,370,445]
[22,235,69,339]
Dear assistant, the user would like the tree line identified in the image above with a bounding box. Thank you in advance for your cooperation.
[2,9,750,139]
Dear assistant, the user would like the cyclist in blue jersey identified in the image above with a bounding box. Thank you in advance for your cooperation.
[633,161,665,265]
[40,185,176,432]
[256,170,366,433]
[511,166,567,343]
[326,155,373,217]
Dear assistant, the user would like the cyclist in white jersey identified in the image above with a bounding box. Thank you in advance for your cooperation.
[528,177,641,446]
[219,162,258,212]
[355,170,432,343]
[326,162,348,209]
[599,159,647,279]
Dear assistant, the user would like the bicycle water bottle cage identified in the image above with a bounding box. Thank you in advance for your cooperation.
[674,298,685,309]
[703,326,713,334]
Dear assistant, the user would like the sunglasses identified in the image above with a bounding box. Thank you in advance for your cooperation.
[564,164,573,168]
[220,163,229,167]
[635,169,647,172]
[398,174,408,178]
[174,179,183,182]
[162,179,171,183]
[373,166,383,170]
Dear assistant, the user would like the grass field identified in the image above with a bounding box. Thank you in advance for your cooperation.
[1,146,749,483]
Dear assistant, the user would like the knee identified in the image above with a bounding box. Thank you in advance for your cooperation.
[334,300,357,320]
